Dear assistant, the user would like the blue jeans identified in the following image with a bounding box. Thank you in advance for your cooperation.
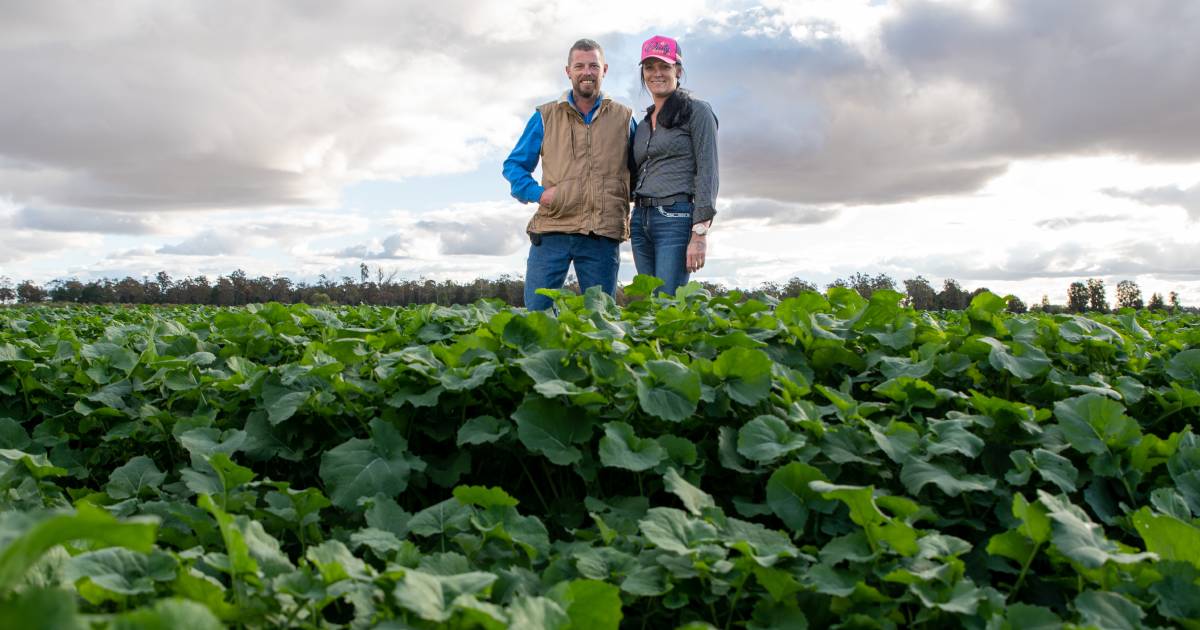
[524,233,620,311]
[630,201,693,296]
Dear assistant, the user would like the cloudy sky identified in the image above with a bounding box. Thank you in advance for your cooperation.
[3,0,1199,305]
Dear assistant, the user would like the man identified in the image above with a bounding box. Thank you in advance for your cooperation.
[503,39,634,311]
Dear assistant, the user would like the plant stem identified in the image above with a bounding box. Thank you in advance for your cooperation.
[724,574,748,630]
[1012,541,1041,595]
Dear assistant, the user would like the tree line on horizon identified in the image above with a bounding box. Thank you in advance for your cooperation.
[0,268,1186,313]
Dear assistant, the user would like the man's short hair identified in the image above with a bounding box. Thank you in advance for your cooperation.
[568,38,604,64]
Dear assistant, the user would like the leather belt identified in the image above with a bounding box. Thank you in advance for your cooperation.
[635,193,692,207]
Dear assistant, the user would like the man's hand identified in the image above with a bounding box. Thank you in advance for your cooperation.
[686,234,707,272]
[539,186,557,206]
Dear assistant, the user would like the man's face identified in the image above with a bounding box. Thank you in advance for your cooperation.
[565,49,606,100]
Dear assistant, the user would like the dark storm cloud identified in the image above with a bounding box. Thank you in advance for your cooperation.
[721,198,840,225]
[0,1,559,214]
[3,0,1199,235]
[883,1,1200,161]
[680,0,1200,207]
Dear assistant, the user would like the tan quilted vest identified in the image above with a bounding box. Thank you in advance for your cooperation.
[527,93,632,241]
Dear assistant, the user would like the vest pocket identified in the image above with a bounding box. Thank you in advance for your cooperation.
[542,177,579,219]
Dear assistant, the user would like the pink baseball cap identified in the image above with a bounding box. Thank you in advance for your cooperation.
[640,35,682,64]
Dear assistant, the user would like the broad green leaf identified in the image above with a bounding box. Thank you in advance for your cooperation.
[754,566,803,602]
[909,579,983,615]
[393,569,497,623]
[1007,449,1079,494]
[636,360,701,422]
[638,507,719,555]
[1038,491,1154,569]
[1150,561,1200,622]
[1166,349,1200,387]
[865,420,919,464]
[1074,590,1145,630]
[0,418,31,451]
[320,419,424,509]
[1001,604,1061,630]
[723,517,799,565]
[1054,394,1141,456]
[714,347,774,405]
[364,494,412,539]
[64,547,177,596]
[0,449,67,479]
[766,462,826,533]
[554,579,622,630]
[620,565,669,596]
[409,498,472,537]
[1168,433,1200,515]
[513,397,593,466]
[0,586,87,630]
[307,539,370,583]
[925,418,984,459]
[986,529,1036,564]
[197,494,257,578]
[662,467,714,516]
[453,485,519,509]
[237,517,294,578]
[111,598,223,630]
[0,503,157,592]
[456,415,510,446]
[574,547,637,581]
[981,338,1050,380]
[811,482,918,556]
[507,595,569,629]
[261,378,309,425]
[624,274,665,298]
[1131,507,1200,568]
[900,458,996,497]
[1149,488,1192,521]
[737,415,806,463]
[515,349,586,397]
[598,422,665,472]
[1013,493,1051,543]
[105,455,166,500]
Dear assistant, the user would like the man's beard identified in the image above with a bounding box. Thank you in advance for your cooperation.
[573,77,598,98]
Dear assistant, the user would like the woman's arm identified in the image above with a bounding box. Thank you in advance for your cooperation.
[689,99,719,225]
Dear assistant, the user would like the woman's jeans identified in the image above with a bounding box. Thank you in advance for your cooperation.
[630,201,693,296]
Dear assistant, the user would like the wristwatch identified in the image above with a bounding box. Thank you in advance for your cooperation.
[692,223,709,236]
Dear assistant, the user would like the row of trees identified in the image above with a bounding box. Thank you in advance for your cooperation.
[0,269,1185,312]
[1061,278,1179,313]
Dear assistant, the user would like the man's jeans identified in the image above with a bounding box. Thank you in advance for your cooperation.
[630,201,693,296]
[524,233,620,311]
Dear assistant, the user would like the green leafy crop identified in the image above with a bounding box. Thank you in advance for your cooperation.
[1,285,1198,628]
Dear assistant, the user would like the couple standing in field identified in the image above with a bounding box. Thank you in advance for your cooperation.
[502,36,719,311]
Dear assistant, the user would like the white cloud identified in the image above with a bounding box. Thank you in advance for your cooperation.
[1103,182,1200,220]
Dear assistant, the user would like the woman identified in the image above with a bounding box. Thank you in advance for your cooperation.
[629,35,718,296]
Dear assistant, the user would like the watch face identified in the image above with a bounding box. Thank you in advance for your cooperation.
[692,224,708,235]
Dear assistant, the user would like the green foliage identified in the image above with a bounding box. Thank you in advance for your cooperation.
[1,291,1199,626]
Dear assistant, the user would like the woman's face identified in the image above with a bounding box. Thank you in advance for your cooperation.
[642,59,680,98]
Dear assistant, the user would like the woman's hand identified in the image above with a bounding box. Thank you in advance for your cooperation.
[686,234,707,272]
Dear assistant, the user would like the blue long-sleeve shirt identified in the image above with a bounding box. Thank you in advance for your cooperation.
[502,92,637,204]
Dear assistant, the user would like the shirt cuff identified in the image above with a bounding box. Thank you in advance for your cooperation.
[693,206,716,224]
